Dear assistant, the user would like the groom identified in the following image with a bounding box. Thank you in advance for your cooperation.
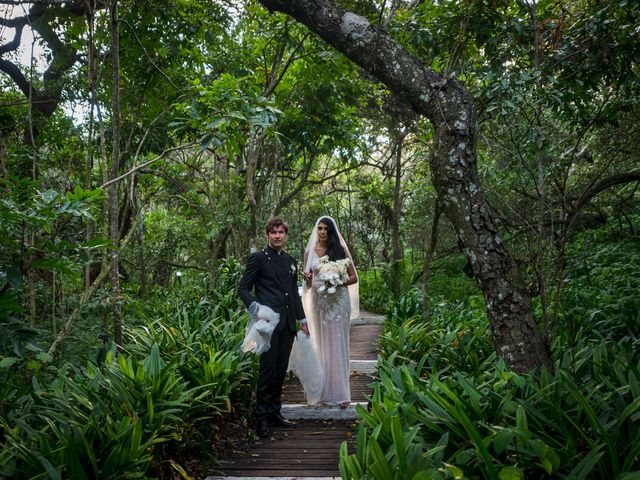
[239,217,309,437]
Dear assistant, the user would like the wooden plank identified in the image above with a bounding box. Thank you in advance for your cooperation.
[212,321,382,478]
[282,373,374,404]
[216,420,356,477]
[349,323,382,360]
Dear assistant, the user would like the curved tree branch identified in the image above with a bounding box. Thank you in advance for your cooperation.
[0,1,102,132]
[573,172,640,213]
[256,0,551,372]
[100,141,199,189]
[564,171,640,239]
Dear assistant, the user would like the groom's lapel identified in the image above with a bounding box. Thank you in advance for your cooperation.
[262,248,288,293]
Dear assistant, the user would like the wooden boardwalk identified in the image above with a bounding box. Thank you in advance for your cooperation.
[208,314,384,479]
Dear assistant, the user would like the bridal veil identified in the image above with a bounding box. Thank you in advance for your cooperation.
[301,215,359,321]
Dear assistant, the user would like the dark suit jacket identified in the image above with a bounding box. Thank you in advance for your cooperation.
[239,246,305,333]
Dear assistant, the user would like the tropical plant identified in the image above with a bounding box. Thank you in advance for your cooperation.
[341,218,640,479]
[0,345,193,479]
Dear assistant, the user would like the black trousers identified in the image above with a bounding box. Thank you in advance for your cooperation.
[256,328,295,420]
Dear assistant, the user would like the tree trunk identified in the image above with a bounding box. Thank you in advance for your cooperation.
[27,243,37,326]
[422,200,442,323]
[245,129,267,246]
[109,0,122,347]
[389,130,405,297]
[0,130,6,177]
[258,0,551,372]
[85,6,97,290]
[137,226,147,302]
[529,1,552,341]
[391,134,403,264]
[209,226,233,291]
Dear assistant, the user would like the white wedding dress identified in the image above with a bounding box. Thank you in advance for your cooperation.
[300,216,359,406]
[305,254,351,405]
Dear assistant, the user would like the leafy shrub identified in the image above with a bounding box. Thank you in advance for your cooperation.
[0,283,256,478]
[342,346,640,479]
[381,293,493,375]
[427,255,481,301]
[560,234,640,344]
[342,219,640,479]
[358,254,480,315]
[0,346,193,479]
[358,268,391,313]
[124,291,255,416]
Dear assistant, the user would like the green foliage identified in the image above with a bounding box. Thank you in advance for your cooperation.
[358,268,392,313]
[0,178,105,281]
[427,255,482,301]
[381,294,493,375]
[343,220,640,479]
[0,178,107,414]
[211,256,245,299]
[344,341,639,478]
[124,291,255,416]
[2,1,639,478]
[559,227,640,345]
[358,262,422,314]
[0,258,254,479]
[171,73,280,152]
[0,346,191,479]
[358,255,480,315]
[0,178,106,326]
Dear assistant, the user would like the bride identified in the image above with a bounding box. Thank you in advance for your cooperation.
[302,216,359,408]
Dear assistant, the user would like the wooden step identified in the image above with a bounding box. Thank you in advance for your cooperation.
[207,419,357,479]
[208,316,384,478]
[282,373,374,405]
[282,401,368,420]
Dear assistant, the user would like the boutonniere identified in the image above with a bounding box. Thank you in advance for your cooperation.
[290,263,296,275]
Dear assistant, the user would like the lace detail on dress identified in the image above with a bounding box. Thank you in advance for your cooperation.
[314,286,350,323]
[303,252,352,405]
[311,260,351,322]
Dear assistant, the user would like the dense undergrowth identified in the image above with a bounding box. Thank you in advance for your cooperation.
[339,221,640,479]
[0,259,256,479]
[1,218,639,479]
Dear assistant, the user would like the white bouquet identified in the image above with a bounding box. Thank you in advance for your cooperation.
[316,255,351,294]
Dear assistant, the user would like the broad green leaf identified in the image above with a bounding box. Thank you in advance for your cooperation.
[390,415,406,471]
[499,466,523,480]
[35,352,53,363]
[369,437,394,480]
[493,429,513,454]
[0,357,18,368]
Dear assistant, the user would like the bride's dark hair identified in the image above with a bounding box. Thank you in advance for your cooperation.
[319,217,346,261]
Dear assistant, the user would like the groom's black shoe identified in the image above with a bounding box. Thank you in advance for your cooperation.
[270,413,296,427]
[256,418,270,438]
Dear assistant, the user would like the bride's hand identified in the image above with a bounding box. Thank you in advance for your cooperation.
[300,323,310,337]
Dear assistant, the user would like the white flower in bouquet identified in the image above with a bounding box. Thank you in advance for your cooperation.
[316,255,351,294]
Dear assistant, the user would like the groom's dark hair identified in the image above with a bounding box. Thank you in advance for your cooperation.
[265,217,288,234]
[319,217,346,261]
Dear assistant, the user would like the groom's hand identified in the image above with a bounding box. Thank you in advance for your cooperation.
[300,323,310,337]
